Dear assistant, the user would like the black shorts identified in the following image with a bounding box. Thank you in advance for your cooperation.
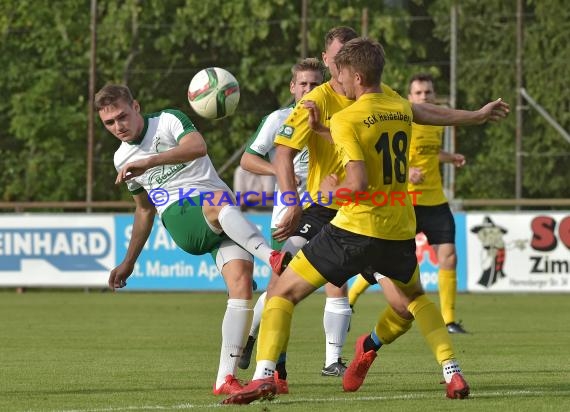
[414,203,455,245]
[293,203,338,240]
[301,223,418,287]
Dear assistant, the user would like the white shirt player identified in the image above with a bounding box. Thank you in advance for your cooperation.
[245,105,308,228]
[114,109,232,216]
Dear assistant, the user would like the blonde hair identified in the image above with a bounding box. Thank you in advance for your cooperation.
[291,57,325,83]
[335,38,385,86]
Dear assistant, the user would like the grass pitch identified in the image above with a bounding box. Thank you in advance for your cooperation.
[1,290,569,412]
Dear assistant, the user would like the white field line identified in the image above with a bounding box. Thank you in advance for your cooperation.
[31,389,570,412]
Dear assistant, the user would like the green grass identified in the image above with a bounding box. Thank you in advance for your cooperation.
[1,291,569,412]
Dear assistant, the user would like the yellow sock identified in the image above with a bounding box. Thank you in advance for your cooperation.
[408,294,455,365]
[374,304,413,344]
[438,269,457,325]
[257,296,294,362]
[348,275,371,307]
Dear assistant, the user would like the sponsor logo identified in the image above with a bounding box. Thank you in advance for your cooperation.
[0,228,111,271]
[470,216,508,288]
[148,164,186,188]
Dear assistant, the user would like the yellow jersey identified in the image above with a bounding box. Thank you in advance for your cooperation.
[275,81,400,210]
[330,93,416,240]
[407,123,447,206]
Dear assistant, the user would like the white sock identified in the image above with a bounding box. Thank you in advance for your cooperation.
[215,299,253,389]
[218,205,273,265]
[282,235,307,255]
[323,297,352,367]
[249,291,267,337]
[253,360,276,380]
[442,359,463,383]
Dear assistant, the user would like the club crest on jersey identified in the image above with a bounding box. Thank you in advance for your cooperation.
[278,125,294,139]
[152,135,169,153]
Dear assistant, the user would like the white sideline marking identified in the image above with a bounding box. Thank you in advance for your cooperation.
[38,389,570,412]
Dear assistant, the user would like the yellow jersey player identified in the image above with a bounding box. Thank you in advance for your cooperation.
[222,37,470,405]
[253,26,508,390]
[408,73,467,333]
[267,26,403,380]
[349,73,469,334]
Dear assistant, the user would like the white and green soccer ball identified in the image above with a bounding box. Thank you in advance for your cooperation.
[187,67,240,120]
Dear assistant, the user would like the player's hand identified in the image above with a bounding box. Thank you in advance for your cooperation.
[319,174,339,194]
[452,154,466,168]
[409,167,424,184]
[477,98,510,123]
[303,100,321,130]
[303,100,332,142]
[108,262,134,291]
[295,174,302,187]
[115,159,150,184]
[273,205,302,242]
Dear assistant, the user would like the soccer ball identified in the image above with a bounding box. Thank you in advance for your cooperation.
[187,67,240,120]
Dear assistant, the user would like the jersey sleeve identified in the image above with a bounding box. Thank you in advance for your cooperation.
[330,111,364,166]
[245,111,280,158]
[274,88,322,151]
[163,109,198,142]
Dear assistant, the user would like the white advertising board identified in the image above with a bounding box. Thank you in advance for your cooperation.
[466,212,569,292]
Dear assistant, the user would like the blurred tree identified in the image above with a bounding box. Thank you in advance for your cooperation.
[0,0,416,203]
[428,0,570,202]
[1,0,565,207]
[0,0,92,202]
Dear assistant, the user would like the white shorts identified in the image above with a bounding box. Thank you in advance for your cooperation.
[215,239,253,272]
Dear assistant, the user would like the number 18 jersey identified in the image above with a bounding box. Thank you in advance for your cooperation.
[330,92,416,240]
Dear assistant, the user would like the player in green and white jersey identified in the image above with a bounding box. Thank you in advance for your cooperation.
[95,84,289,396]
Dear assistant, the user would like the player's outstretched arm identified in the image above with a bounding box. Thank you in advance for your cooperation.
[109,192,155,290]
[439,151,466,168]
[412,98,510,127]
[115,132,207,184]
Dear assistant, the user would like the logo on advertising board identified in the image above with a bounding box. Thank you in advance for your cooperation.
[470,216,510,288]
[0,228,110,271]
[0,216,115,288]
[467,213,570,292]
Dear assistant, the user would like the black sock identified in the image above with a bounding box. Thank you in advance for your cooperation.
[275,361,287,380]
[363,335,381,352]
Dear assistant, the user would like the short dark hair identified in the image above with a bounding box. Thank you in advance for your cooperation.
[324,26,358,50]
[334,38,385,87]
[408,73,435,93]
[94,84,134,111]
[291,57,325,83]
